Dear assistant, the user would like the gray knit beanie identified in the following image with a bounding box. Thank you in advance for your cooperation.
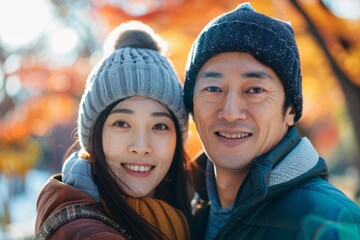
[78,22,188,150]
[184,2,303,122]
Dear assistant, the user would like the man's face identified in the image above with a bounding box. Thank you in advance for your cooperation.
[193,52,295,173]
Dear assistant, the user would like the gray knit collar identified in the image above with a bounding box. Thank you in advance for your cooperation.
[269,137,319,186]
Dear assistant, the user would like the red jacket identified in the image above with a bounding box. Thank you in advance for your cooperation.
[35,174,126,240]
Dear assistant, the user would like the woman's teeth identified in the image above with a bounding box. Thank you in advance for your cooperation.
[123,163,152,172]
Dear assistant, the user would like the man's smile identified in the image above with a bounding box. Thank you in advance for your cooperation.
[217,132,251,139]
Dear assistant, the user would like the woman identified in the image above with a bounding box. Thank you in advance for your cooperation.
[35,21,195,239]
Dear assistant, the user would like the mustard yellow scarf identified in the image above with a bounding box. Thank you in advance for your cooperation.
[126,197,190,239]
[101,196,190,239]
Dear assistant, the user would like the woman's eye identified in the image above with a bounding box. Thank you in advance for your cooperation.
[153,123,168,131]
[114,121,129,128]
[247,87,264,94]
[205,86,221,92]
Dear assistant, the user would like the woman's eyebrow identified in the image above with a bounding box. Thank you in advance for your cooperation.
[110,108,172,119]
[109,108,133,115]
[152,112,172,119]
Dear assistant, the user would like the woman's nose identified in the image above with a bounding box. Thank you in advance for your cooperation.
[128,132,152,155]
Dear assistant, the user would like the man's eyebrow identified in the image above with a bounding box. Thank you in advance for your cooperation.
[198,70,273,80]
[241,71,273,80]
[198,71,223,79]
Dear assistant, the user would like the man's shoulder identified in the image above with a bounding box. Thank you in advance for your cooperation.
[228,178,360,239]
[296,178,357,202]
[273,177,360,221]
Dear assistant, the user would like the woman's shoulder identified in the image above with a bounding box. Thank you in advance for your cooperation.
[35,174,99,231]
[35,178,129,239]
[48,217,127,240]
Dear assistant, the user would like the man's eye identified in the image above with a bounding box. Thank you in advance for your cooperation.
[247,88,264,94]
[205,86,221,92]
[153,124,168,130]
[114,121,129,128]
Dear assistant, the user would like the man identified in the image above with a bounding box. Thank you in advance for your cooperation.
[184,2,360,239]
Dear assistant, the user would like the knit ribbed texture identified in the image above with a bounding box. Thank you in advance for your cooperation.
[126,197,190,240]
[78,47,188,149]
[269,137,319,186]
[184,2,303,122]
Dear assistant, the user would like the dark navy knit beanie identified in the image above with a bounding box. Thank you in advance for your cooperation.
[184,2,303,122]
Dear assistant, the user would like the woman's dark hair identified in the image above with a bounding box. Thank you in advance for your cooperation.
[88,99,194,239]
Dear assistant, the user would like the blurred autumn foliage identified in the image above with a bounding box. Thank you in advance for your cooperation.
[0,0,359,197]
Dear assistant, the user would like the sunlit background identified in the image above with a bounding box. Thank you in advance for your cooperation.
[0,0,360,239]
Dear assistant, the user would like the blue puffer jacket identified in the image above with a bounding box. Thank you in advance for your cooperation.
[192,127,360,240]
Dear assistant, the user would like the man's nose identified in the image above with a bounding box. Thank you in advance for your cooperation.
[217,92,247,122]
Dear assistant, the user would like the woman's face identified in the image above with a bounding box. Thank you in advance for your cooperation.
[102,96,177,197]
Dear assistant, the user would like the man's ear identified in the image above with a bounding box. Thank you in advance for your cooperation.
[285,105,296,127]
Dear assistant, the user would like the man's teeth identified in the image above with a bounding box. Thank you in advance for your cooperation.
[218,132,250,139]
[123,164,152,172]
